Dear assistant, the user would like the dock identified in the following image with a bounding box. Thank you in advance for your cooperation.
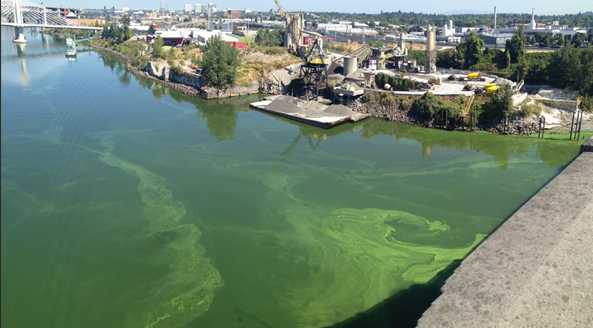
[417,138,593,328]
[250,95,369,128]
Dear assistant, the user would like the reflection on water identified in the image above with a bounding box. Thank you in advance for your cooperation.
[15,43,29,87]
[102,54,571,169]
[1,28,583,328]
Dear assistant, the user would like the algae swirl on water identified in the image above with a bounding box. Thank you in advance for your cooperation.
[94,135,223,328]
[274,206,484,328]
[209,169,486,328]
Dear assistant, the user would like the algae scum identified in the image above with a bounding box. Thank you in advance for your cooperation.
[0,30,582,328]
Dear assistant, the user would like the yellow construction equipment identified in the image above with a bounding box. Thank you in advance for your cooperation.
[467,72,481,80]
[484,83,499,94]
[302,31,326,65]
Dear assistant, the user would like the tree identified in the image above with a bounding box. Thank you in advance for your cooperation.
[571,33,587,48]
[494,49,511,69]
[100,20,131,44]
[254,29,284,47]
[515,58,528,81]
[119,15,132,43]
[523,53,552,84]
[410,92,440,123]
[457,32,484,68]
[436,49,459,69]
[478,84,513,126]
[548,46,582,89]
[201,37,239,92]
[147,24,156,36]
[506,29,525,64]
[152,37,164,58]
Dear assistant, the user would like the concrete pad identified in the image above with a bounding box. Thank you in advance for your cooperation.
[250,95,369,128]
[417,152,593,328]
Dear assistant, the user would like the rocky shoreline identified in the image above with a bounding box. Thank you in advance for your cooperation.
[91,44,259,99]
[89,44,577,138]
[352,91,543,135]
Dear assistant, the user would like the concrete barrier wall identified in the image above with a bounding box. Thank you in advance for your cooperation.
[417,137,593,328]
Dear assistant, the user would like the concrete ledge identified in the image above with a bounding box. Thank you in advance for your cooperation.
[417,152,593,328]
[250,96,369,129]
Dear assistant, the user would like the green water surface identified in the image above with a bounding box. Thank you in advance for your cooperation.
[0,29,581,328]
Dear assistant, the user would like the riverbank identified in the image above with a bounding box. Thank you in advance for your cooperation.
[89,38,302,100]
[92,42,263,99]
[89,37,591,139]
[417,137,593,328]
[352,89,593,138]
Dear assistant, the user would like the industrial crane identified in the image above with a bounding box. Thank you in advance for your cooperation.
[272,0,323,65]
[274,0,286,17]
[271,0,328,99]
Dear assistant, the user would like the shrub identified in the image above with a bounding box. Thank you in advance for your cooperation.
[519,103,543,118]
[410,93,440,123]
[478,84,513,126]
[254,29,284,47]
[374,73,422,91]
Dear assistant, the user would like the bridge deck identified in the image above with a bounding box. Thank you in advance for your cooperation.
[417,140,593,328]
[1,22,101,30]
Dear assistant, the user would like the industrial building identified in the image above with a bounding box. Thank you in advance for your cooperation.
[480,32,514,47]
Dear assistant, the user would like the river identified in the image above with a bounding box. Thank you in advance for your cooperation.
[0,28,581,328]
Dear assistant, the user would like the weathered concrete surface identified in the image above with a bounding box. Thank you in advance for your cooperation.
[417,152,593,328]
[250,96,368,128]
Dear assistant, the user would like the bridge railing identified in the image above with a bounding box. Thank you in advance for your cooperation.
[1,0,98,29]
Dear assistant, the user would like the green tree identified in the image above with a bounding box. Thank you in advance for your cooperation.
[147,24,156,35]
[201,37,239,92]
[436,49,459,68]
[457,32,484,68]
[152,37,164,58]
[254,29,284,47]
[571,33,587,48]
[410,92,440,123]
[493,49,511,69]
[523,53,552,84]
[506,29,525,64]
[119,15,132,43]
[478,84,513,126]
[548,46,582,89]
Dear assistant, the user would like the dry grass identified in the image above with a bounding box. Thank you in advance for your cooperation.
[325,41,368,54]
[236,49,301,86]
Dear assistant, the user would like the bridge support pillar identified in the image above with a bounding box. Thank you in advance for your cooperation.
[13,27,27,44]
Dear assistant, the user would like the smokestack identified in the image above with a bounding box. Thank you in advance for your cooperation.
[425,25,436,74]
[493,6,497,31]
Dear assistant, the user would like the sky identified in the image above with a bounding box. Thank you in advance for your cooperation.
[43,0,593,14]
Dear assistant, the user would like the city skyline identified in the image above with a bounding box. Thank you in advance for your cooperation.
[40,0,593,15]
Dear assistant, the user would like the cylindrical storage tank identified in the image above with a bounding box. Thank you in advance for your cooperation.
[343,56,357,76]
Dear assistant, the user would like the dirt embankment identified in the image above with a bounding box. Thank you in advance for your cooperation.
[91,42,302,99]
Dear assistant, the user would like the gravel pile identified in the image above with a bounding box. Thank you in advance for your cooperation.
[267,96,354,118]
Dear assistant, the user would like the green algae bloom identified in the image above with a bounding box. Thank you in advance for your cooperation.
[1,30,582,328]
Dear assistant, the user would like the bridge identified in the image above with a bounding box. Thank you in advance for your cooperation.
[1,0,101,43]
